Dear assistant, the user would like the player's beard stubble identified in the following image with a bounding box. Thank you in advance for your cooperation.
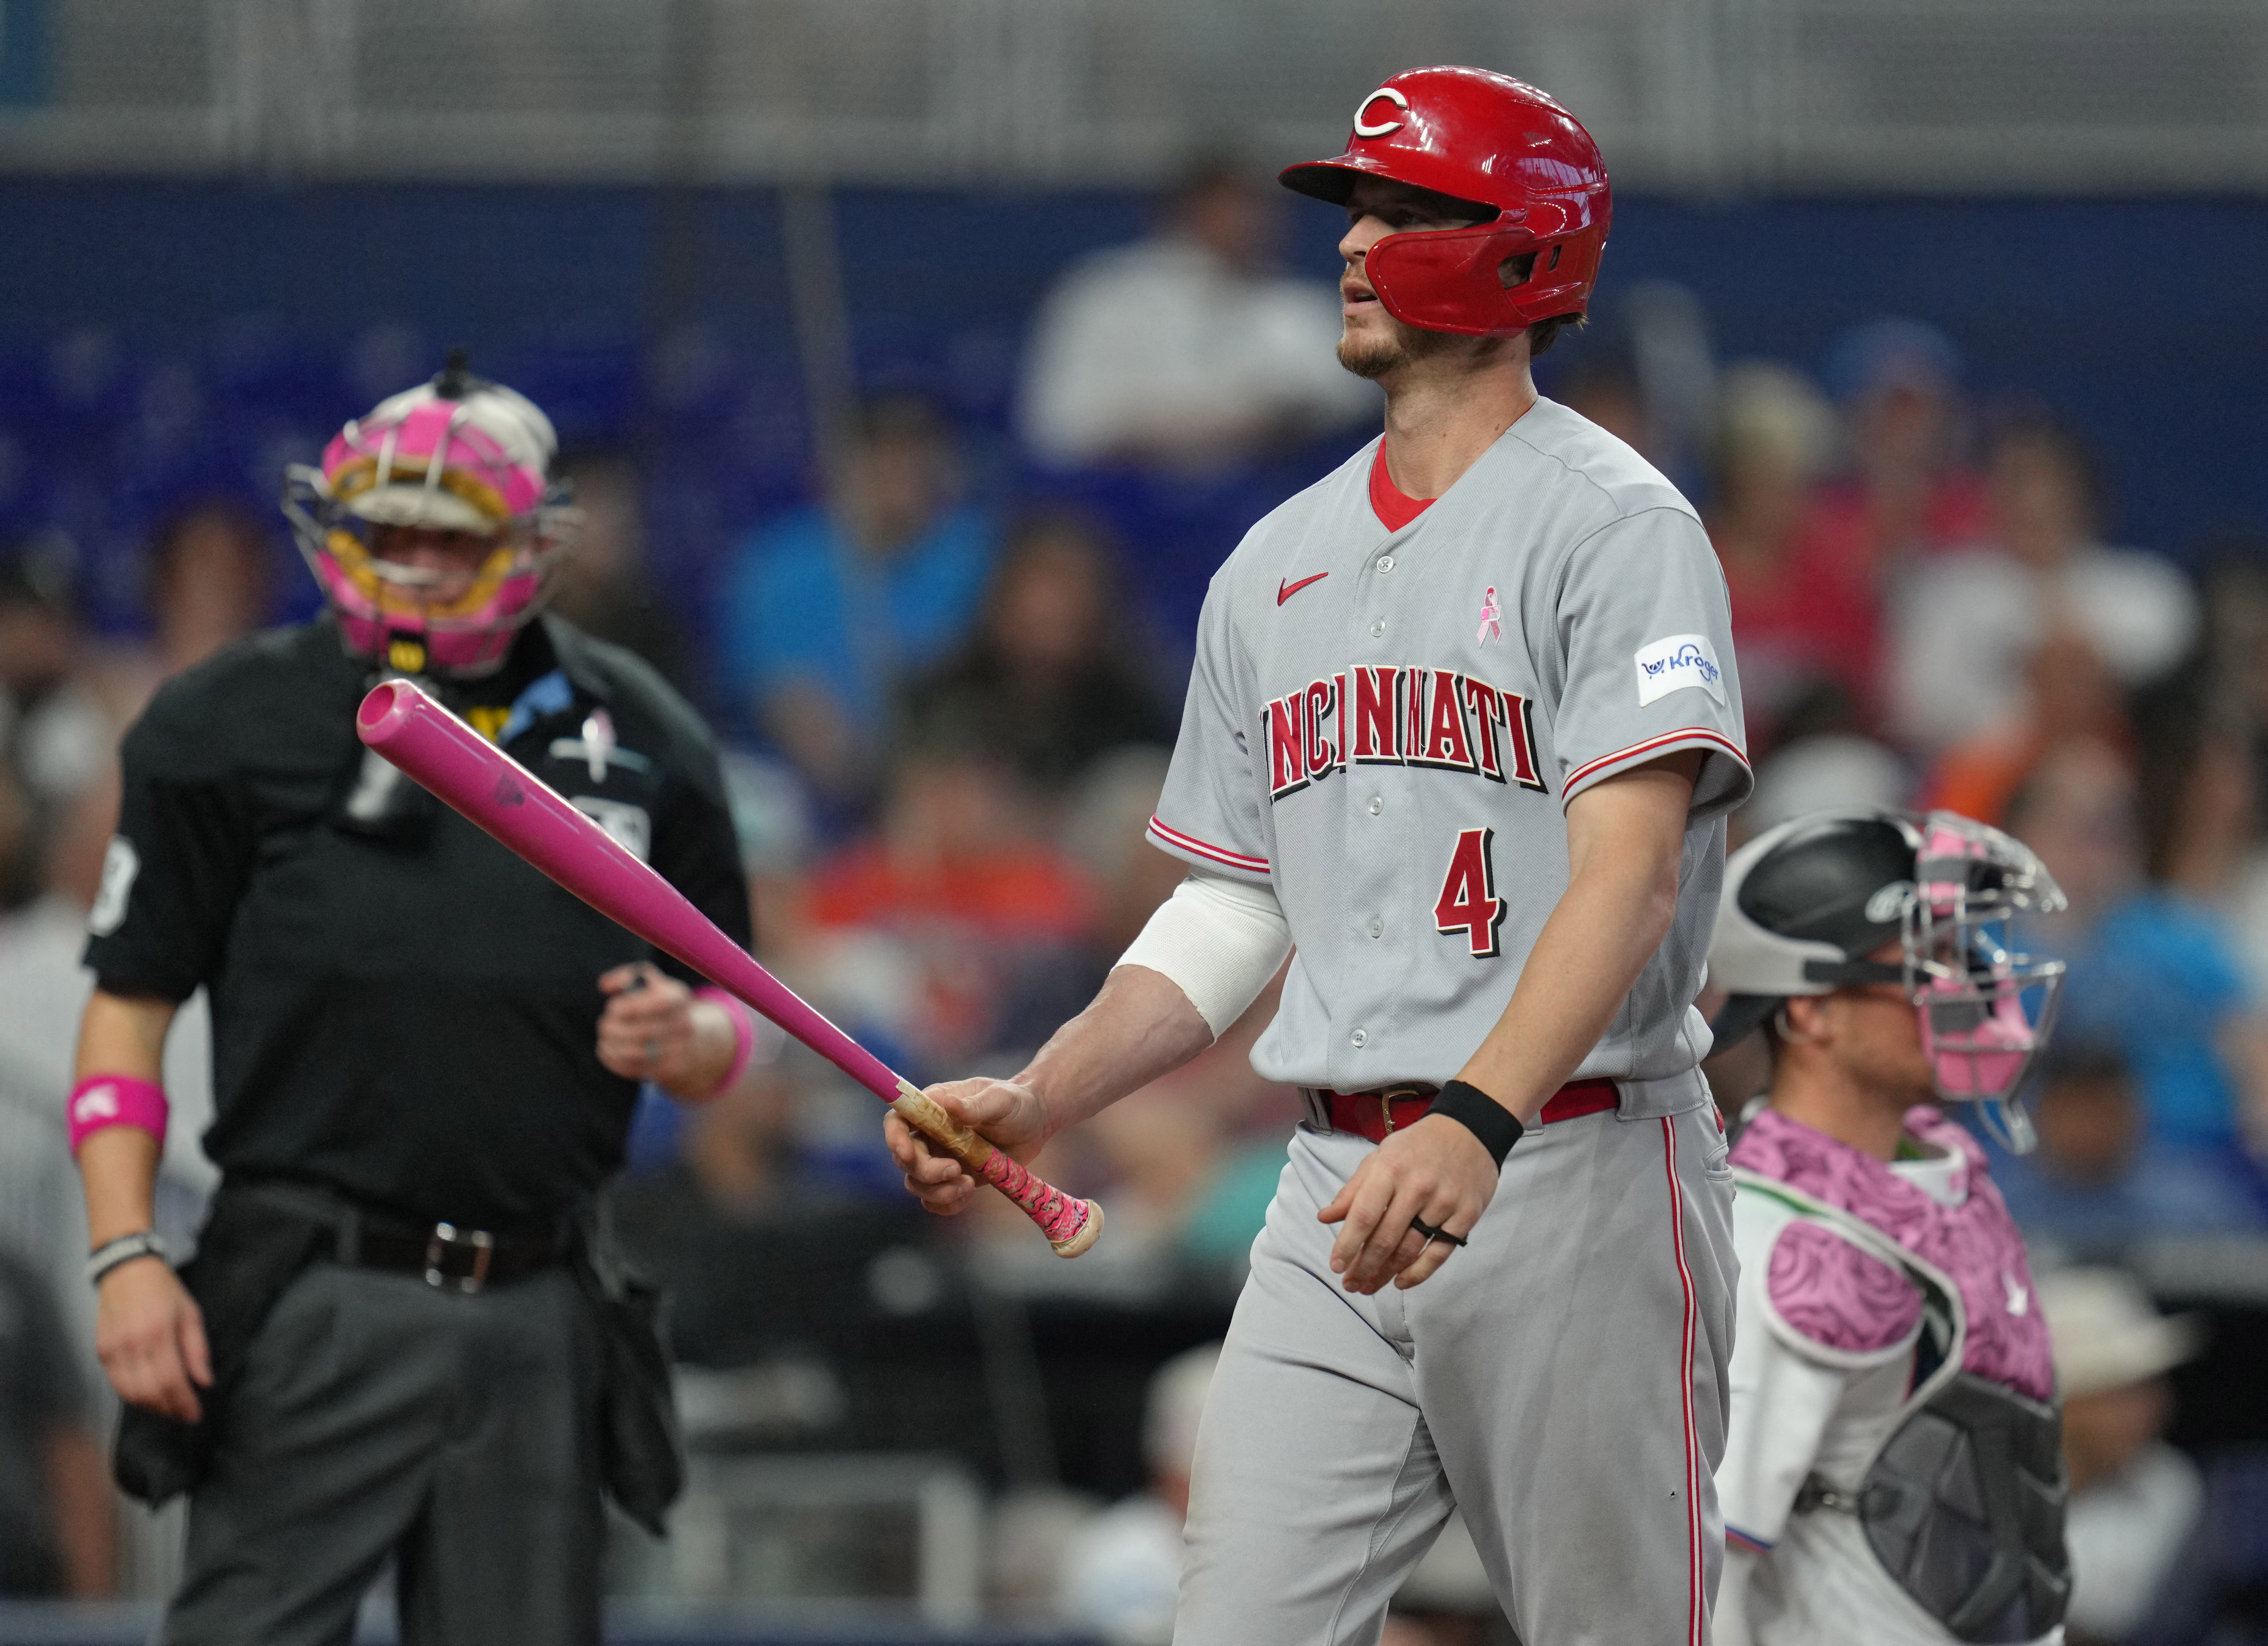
[1337,315,1487,381]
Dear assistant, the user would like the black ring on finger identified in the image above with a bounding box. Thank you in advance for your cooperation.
[1408,1216,1467,1248]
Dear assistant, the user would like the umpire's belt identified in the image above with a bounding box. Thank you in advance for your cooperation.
[1299,1079,1620,1144]
[235,1179,568,1295]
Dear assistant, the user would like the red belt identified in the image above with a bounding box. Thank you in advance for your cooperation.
[1310,1078,1620,1144]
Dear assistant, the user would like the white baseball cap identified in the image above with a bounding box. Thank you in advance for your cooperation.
[2038,1268,2204,1397]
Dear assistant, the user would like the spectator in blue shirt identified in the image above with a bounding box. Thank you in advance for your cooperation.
[1993,1041,2263,1261]
[2005,733,2268,1168]
[2065,891,2258,1156]
[722,397,997,803]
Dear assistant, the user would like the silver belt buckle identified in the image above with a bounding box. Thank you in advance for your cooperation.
[423,1222,497,1293]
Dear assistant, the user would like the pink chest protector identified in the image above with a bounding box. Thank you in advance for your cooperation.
[1732,1105,2053,1401]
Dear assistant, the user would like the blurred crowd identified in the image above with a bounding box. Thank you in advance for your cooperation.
[0,159,2260,1644]
[1678,318,2268,1255]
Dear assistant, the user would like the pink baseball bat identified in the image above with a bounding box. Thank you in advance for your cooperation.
[355,678,1102,1258]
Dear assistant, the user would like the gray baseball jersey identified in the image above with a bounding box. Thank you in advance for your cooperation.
[1152,400,1752,1646]
[1148,397,1753,1096]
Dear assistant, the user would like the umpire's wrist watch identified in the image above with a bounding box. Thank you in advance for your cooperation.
[87,1230,169,1287]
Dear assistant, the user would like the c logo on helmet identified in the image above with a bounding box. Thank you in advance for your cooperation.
[1353,87,1409,139]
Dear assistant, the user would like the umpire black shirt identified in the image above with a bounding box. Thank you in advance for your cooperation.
[84,613,751,1232]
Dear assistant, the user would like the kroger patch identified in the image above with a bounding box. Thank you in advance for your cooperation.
[1633,634,1726,707]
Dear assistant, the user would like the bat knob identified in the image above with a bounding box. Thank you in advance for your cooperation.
[357,678,425,746]
[1048,1199,1105,1259]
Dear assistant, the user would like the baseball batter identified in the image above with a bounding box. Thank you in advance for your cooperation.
[1705,810,2071,1646]
[890,67,1751,1646]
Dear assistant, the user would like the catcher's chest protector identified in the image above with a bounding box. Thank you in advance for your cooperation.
[1803,1370,2070,1642]
[1768,1185,2072,1642]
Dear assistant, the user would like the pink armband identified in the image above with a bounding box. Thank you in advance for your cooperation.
[67,1074,169,1157]
[694,987,756,1095]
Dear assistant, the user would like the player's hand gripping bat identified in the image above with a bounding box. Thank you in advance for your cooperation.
[355,678,1102,1257]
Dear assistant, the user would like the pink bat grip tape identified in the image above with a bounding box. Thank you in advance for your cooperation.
[68,1074,168,1156]
[980,1154,1092,1247]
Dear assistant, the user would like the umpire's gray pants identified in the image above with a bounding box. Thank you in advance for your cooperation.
[164,1260,605,1646]
[1176,1090,1737,1646]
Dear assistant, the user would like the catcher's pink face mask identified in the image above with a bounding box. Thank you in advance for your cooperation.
[1900,814,2066,1148]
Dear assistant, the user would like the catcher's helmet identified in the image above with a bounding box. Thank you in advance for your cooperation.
[1280,65,1611,338]
[1709,809,2068,1149]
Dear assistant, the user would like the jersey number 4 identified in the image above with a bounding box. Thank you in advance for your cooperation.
[1434,827,1507,958]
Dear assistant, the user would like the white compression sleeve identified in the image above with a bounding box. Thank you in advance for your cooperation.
[1116,870,1293,1039]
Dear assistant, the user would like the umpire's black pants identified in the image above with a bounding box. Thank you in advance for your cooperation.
[164,1259,606,1646]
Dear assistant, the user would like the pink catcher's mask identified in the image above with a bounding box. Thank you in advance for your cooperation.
[1897,813,2066,1148]
[1711,806,2068,1152]
[283,359,577,678]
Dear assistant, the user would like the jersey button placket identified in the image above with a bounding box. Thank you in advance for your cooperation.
[1348,546,1395,1080]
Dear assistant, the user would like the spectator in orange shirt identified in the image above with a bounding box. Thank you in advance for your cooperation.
[804,733,1095,1073]
[1922,627,2132,826]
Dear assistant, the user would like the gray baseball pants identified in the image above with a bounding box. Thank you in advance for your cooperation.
[163,1260,606,1646]
[1176,1084,1738,1646]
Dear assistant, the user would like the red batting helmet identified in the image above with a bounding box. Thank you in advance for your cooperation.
[1280,66,1612,338]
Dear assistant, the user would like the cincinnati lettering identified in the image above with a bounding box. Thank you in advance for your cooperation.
[1262,666,1544,800]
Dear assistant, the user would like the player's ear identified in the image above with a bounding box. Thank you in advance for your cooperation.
[1777,995,1830,1047]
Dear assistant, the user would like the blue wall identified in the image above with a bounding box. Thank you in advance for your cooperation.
[1602,195,2268,555]
[1,180,2262,684]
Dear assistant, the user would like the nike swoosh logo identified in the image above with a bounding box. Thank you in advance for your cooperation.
[1277,573,1329,605]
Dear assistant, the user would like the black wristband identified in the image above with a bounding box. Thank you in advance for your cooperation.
[1429,1080,1525,1167]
